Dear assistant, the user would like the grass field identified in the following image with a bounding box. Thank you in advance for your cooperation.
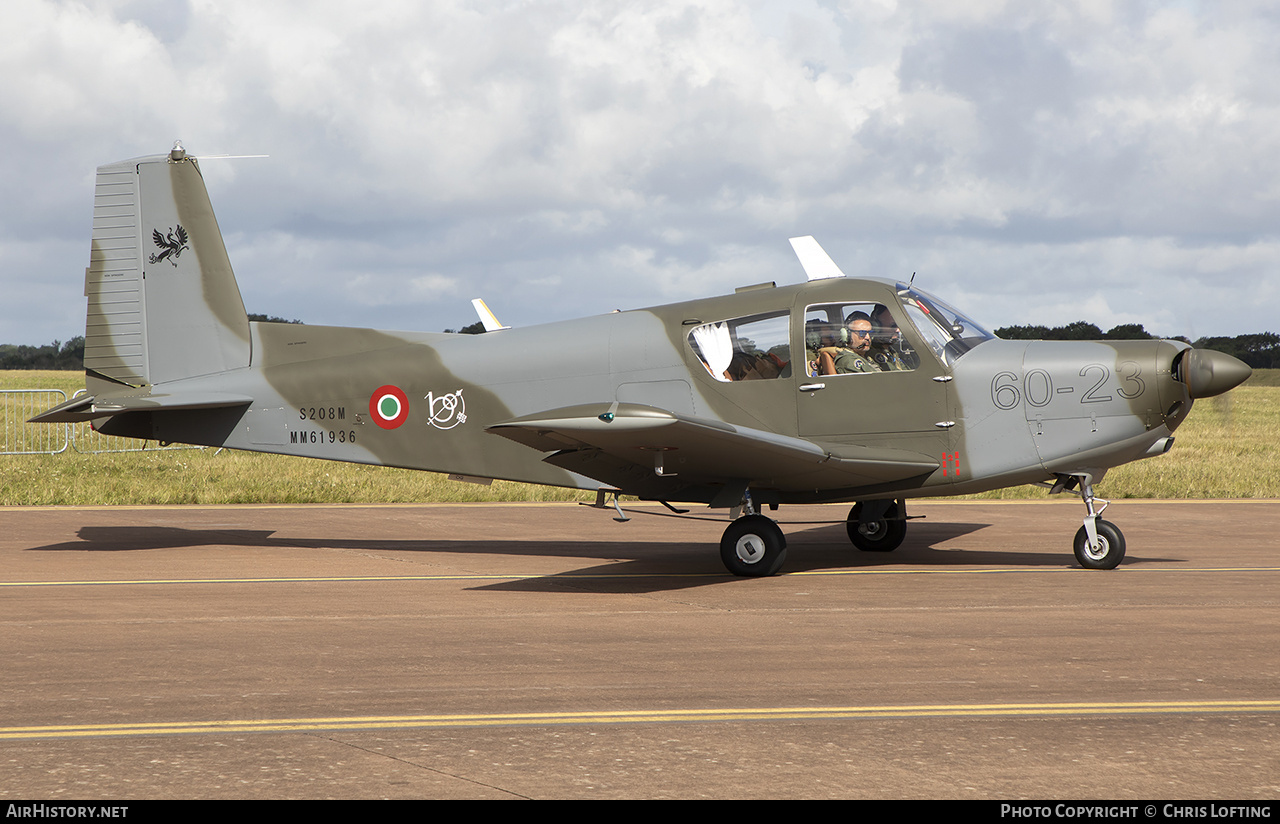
[2,369,1276,506]
[0,370,593,506]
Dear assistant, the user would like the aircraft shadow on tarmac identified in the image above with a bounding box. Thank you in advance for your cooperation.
[24,519,1168,594]
[475,521,1172,594]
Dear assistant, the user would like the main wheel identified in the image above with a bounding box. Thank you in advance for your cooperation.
[1073,519,1126,569]
[720,515,788,577]
[846,502,906,552]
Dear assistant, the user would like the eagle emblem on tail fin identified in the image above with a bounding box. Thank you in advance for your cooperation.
[148,225,189,266]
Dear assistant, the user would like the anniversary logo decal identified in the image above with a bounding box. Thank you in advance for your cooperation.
[369,385,410,429]
[425,389,466,430]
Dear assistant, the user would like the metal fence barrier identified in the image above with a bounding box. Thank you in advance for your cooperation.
[0,389,69,455]
[1,389,203,455]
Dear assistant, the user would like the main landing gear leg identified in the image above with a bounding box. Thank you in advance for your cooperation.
[1055,475,1126,570]
[719,491,787,577]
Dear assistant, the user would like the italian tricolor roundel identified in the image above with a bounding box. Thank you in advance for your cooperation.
[369,385,410,429]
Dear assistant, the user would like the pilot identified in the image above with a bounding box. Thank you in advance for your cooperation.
[869,304,916,371]
[818,313,877,375]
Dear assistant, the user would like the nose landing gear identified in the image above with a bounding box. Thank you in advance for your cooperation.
[1048,474,1127,569]
[1074,518,1125,569]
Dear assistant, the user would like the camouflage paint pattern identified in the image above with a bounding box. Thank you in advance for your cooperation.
[38,150,1247,513]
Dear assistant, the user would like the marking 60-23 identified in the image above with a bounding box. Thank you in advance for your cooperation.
[991,362,1144,410]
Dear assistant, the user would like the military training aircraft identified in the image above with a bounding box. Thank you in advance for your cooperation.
[33,145,1253,576]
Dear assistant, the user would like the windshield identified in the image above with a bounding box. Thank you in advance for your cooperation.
[897,285,995,365]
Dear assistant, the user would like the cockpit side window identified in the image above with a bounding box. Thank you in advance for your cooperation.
[688,311,791,382]
[803,302,919,377]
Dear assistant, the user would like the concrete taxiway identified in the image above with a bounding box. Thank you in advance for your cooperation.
[0,499,1277,799]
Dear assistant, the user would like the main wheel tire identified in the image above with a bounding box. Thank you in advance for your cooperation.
[1073,519,1126,570]
[720,515,788,577]
[846,502,907,552]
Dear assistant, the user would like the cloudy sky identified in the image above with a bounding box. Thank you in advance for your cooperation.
[3,0,1278,347]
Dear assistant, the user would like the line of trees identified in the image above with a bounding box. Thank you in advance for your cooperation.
[3,321,1277,369]
[0,314,301,370]
[995,322,1161,341]
[443,321,485,335]
[994,322,1280,369]
[0,337,85,370]
[1184,333,1280,369]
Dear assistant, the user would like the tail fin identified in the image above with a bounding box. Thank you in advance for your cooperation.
[85,144,249,390]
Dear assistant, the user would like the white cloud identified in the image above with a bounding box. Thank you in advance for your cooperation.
[2,0,1278,345]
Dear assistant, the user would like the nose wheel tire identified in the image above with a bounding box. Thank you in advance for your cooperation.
[1073,519,1125,569]
[846,502,907,552]
[720,515,788,577]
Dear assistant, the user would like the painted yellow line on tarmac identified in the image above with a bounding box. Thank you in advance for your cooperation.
[790,566,1280,577]
[4,700,1278,740]
[3,565,1280,588]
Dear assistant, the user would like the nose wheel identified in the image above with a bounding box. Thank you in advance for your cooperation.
[1074,518,1125,569]
[1049,474,1127,569]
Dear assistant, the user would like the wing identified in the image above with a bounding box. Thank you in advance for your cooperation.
[487,402,938,502]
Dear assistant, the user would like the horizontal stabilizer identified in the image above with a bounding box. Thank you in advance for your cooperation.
[488,403,937,489]
[29,391,253,423]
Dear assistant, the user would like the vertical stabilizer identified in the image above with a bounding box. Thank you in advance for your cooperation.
[84,146,250,388]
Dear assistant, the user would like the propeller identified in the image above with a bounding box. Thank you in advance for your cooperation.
[1179,348,1252,400]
